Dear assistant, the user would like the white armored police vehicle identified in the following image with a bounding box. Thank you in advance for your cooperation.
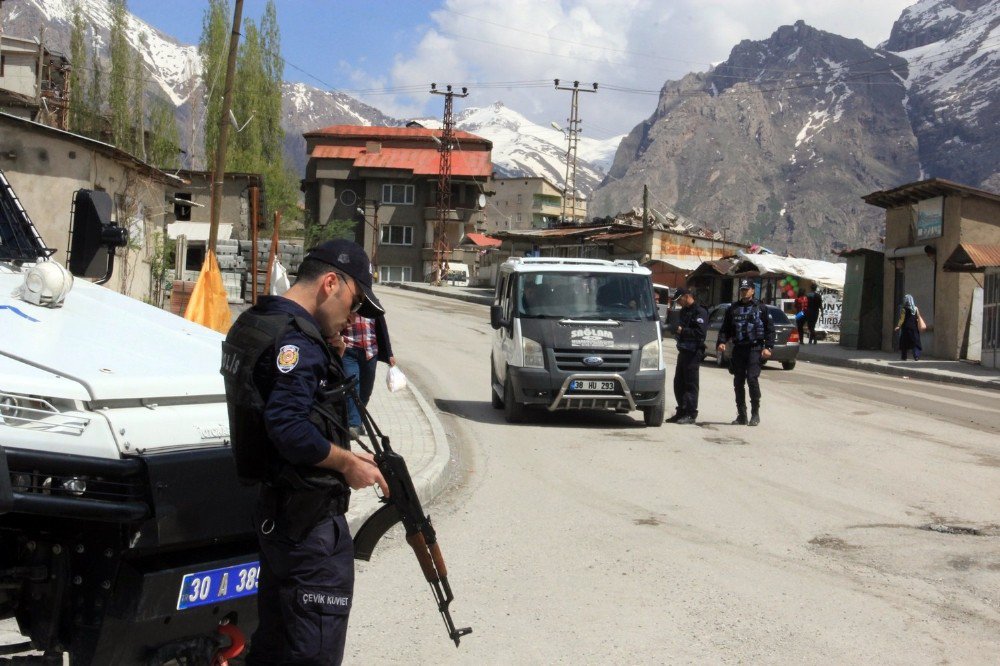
[490,257,666,426]
[0,172,258,664]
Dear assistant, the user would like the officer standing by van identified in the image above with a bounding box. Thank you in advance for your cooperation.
[716,279,775,426]
[666,287,708,424]
[221,239,388,665]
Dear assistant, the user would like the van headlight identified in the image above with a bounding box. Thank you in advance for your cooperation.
[522,337,544,368]
[640,340,662,370]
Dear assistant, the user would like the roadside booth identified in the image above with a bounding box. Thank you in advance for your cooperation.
[839,249,885,350]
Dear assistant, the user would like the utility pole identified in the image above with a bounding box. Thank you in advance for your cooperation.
[554,79,597,225]
[642,184,650,262]
[429,83,468,284]
[207,0,244,254]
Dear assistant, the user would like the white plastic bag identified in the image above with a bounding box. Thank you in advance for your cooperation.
[386,365,407,393]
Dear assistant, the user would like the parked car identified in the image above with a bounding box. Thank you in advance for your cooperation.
[704,303,800,370]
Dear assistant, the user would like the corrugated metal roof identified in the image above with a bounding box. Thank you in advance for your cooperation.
[943,243,1000,272]
[305,124,490,145]
[309,145,492,177]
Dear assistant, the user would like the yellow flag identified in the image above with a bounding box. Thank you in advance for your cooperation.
[183,250,231,333]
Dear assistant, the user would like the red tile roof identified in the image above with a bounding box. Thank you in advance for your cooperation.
[463,233,502,247]
[310,144,492,178]
[305,124,491,146]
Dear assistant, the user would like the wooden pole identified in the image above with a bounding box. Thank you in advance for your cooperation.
[207,0,244,254]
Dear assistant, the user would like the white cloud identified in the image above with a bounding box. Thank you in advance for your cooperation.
[351,0,915,137]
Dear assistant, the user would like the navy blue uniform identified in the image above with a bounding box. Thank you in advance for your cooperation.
[671,303,708,419]
[236,296,356,666]
[717,300,775,421]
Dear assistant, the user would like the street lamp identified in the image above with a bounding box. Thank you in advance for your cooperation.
[356,200,381,278]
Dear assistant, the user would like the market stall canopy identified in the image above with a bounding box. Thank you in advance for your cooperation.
[735,251,846,290]
[646,257,704,272]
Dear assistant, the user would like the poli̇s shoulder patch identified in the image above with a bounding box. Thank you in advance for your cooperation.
[276,344,300,373]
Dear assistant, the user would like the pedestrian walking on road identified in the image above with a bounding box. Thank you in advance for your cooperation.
[716,279,775,426]
[666,287,708,425]
[805,283,822,344]
[341,313,397,439]
[894,293,924,361]
[221,239,389,666]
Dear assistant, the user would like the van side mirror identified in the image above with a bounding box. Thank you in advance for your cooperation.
[69,190,129,285]
[490,305,504,330]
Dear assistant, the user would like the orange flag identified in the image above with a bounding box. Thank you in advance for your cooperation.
[183,250,232,333]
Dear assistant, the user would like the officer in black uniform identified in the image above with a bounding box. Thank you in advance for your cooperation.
[666,287,708,425]
[716,279,775,426]
[220,239,389,665]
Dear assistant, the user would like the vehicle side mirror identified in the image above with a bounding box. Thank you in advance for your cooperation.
[69,190,129,285]
[490,305,503,330]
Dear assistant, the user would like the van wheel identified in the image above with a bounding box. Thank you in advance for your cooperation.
[782,360,796,370]
[503,374,526,423]
[490,359,504,409]
[643,393,665,427]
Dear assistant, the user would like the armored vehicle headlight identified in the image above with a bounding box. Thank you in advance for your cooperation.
[640,340,662,370]
[522,337,544,368]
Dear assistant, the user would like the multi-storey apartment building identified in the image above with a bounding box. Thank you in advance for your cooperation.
[302,125,493,282]
[481,176,587,233]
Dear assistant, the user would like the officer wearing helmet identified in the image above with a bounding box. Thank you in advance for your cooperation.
[715,279,774,426]
[220,239,388,665]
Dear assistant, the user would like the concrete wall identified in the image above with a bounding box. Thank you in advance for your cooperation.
[173,172,258,239]
[881,193,1000,359]
[0,122,171,302]
[0,37,39,98]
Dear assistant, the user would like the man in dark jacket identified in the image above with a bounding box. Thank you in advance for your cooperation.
[805,283,822,344]
[716,279,775,426]
[666,287,708,424]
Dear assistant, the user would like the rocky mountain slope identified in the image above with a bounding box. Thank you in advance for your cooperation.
[593,0,999,257]
[593,21,921,256]
[883,0,1000,190]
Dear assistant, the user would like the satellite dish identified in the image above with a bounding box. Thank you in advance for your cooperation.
[339,190,358,207]
[477,193,486,209]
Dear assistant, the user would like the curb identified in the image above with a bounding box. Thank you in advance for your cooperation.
[346,379,454,534]
[798,353,1000,391]
[382,281,493,306]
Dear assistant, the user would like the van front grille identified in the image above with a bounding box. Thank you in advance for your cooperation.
[553,348,632,372]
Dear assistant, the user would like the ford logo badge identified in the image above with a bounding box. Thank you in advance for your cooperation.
[582,356,604,367]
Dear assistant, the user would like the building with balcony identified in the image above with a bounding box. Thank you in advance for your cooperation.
[482,176,586,233]
[0,34,69,128]
[301,125,492,282]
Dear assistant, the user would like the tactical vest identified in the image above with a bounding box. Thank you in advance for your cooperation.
[220,308,350,492]
[731,301,765,346]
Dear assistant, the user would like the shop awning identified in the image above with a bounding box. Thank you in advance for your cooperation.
[943,243,1000,272]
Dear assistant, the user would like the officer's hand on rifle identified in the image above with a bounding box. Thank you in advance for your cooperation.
[344,452,390,496]
[717,342,726,354]
[762,348,772,360]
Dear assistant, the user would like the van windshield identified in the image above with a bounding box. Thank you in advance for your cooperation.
[516,271,656,320]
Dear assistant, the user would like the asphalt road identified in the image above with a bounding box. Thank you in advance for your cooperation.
[345,286,1000,665]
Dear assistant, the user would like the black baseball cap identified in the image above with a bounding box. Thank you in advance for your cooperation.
[673,287,692,299]
[739,279,754,290]
[305,239,384,318]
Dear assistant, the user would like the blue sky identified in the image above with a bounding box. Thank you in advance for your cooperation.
[128,0,916,139]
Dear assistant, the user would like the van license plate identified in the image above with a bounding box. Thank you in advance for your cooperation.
[177,561,260,610]
[570,380,617,392]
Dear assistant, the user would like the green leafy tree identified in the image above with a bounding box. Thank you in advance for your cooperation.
[199,0,231,166]
[85,41,103,138]
[68,3,89,133]
[148,97,181,169]
[108,0,132,151]
[130,36,149,161]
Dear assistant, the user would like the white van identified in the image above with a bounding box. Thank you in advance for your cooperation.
[489,257,666,426]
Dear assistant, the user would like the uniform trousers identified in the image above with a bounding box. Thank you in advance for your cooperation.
[247,510,355,666]
[673,349,701,416]
[731,345,762,409]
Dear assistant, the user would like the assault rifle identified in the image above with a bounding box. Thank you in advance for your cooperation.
[350,391,472,647]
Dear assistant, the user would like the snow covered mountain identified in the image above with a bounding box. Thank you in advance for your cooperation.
[414,102,622,195]
[1,0,200,107]
[883,0,1000,189]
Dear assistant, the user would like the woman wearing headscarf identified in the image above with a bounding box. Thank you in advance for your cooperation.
[894,294,923,360]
